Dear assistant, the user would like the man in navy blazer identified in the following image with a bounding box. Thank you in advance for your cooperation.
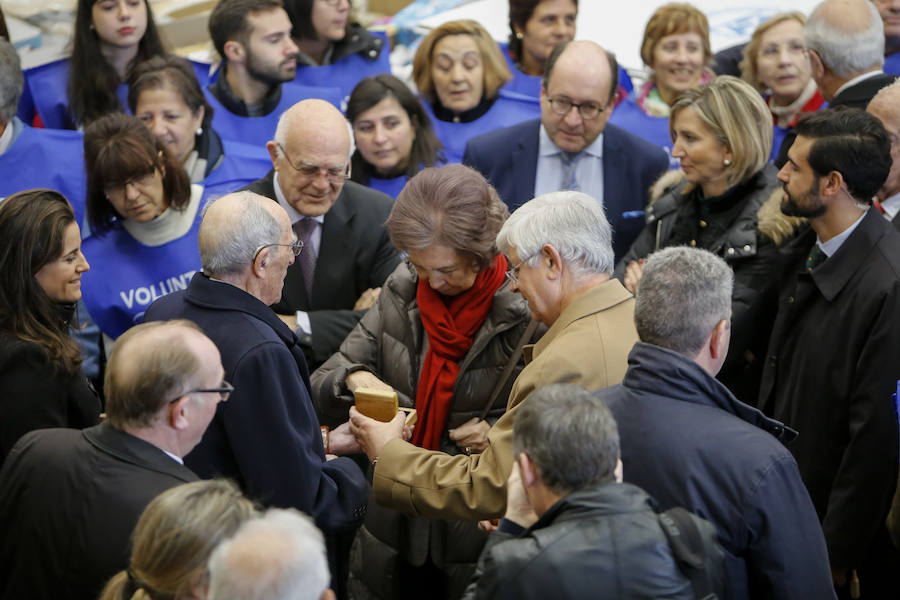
[464,41,668,261]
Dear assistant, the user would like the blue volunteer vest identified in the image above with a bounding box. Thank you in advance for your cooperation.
[80,204,203,339]
[295,31,391,108]
[205,80,343,148]
[366,173,407,199]
[608,93,678,170]
[0,120,88,225]
[19,58,211,129]
[885,53,900,77]
[202,138,273,200]
[424,89,541,164]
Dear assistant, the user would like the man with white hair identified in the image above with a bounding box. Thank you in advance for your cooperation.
[599,247,834,600]
[349,191,638,521]
[208,508,334,600]
[806,0,896,107]
[144,192,368,597]
[867,81,900,229]
[242,99,399,369]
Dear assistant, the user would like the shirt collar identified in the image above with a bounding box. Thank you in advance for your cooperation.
[0,116,16,155]
[834,70,885,98]
[817,208,868,257]
[538,123,604,158]
[162,449,184,465]
[273,172,325,226]
[881,191,900,220]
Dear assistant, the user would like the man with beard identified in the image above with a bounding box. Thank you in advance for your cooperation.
[205,0,342,147]
[761,107,900,599]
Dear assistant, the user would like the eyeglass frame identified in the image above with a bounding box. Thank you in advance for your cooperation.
[252,239,304,263]
[103,167,158,198]
[545,96,608,120]
[318,0,348,5]
[505,254,535,286]
[169,380,234,404]
[276,143,350,183]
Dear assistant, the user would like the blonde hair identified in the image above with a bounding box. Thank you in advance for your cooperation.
[98,480,257,600]
[413,20,512,105]
[670,76,772,188]
[640,2,711,68]
[740,12,807,92]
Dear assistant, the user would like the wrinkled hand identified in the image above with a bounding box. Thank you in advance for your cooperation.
[349,405,406,462]
[623,259,645,295]
[345,370,394,393]
[448,418,490,454]
[327,421,362,455]
[504,462,538,528]
[354,287,382,311]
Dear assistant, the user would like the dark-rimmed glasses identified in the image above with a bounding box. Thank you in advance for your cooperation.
[169,380,234,403]
[276,143,350,183]
[545,97,607,120]
[104,168,157,198]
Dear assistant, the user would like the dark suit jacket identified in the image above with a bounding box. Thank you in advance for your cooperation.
[830,72,897,109]
[242,172,400,367]
[0,423,196,600]
[463,120,668,261]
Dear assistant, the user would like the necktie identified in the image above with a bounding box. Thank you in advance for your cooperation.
[293,218,318,292]
[559,152,580,191]
[806,245,827,271]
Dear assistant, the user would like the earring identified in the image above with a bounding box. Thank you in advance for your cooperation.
[516,32,524,40]
[723,158,731,166]
[196,127,203,136]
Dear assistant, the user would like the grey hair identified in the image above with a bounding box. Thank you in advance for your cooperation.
[805,0,884,78]
[634,247,734,356]
[496,191,614,278]
[0,39,24,123]
[272,109,355,162]
[207,508,330,600]
[513,384,620,495]
[199,193,281,277]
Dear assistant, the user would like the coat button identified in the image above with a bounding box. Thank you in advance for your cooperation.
[699,219,707,228]
[369,50,377,58]
[690,240,697,246]
[788,296,794,303]
[726,247,735,255]
[743,244,751,251]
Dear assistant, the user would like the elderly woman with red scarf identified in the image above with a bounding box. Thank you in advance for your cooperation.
[312,163,540,599]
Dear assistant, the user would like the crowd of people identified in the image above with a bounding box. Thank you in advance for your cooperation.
[1,0,900,598]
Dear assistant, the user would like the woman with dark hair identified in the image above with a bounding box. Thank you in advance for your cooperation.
[617,76,804,401]
[129,55,271,197]
[99,480,257,600]
[312,164,541,599]
[283,0,391,102]
[503,0,576,96]
[609,2,714,166]
[0,189,100,463]
[80,113,204,343]
[346,74,444,198]
[413,20,540,163]
[21,0,166,129]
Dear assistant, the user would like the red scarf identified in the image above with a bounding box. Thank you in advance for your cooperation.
[412,255,508,450]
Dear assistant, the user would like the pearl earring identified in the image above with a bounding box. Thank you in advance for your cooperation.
[196,127,203,136]
[516,32,524,40]
[723,158,731,166]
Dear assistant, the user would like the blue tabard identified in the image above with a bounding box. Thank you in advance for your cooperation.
[885,53,900,77]
[366,173,406,199]
[608,93,678,170]
[425,89,541,164]
[0,119,88,225]
[498,42,634,100]
[205,80,343,147]
[295,31,391,107]
[202,138,273,200]
[18,58,212,129]
[80,206,203,339]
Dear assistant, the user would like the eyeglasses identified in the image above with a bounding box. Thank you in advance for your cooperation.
[252,239,305,262]
[318,0,349,5]
[546,97,607,120]
[104,168,157,198]
[169,380,234,403]
[505,256,533,286]
[277,143,350,184]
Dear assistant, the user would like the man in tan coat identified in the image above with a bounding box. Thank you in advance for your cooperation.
[349,191,639,521]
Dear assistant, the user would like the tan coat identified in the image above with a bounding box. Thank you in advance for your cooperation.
[372,279,639,521]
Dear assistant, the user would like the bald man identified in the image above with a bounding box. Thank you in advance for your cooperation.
[0,320,216,600]
[463,40,668,261]
[242,99,400,369]
[144,192,368,597]
[805,0,896,107]
[868,81,900,229]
